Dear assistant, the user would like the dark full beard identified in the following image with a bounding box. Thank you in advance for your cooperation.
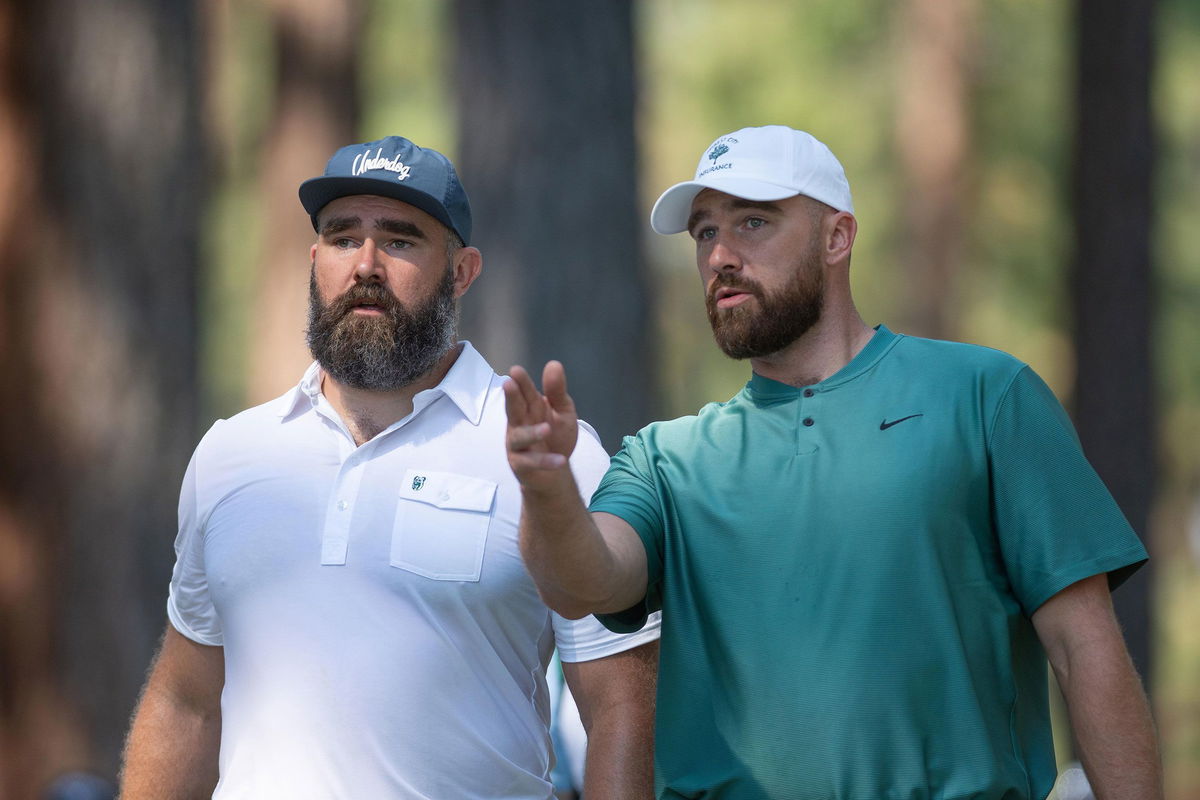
[705,246,825,360]
[306,267,457,391]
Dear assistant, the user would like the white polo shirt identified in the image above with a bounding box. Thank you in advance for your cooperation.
[168,342,660,799]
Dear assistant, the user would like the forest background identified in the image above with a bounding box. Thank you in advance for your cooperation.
[0,0,1198,798]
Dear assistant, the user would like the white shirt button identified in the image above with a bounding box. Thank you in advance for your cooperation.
[337,499,349,511]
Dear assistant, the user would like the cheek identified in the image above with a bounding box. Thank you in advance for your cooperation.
[385,271,423,298]
[311,260,351,300]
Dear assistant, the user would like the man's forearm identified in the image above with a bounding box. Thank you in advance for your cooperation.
[569,643,659,800]
[1059,645,1163,800]
[581,692,656,799]
[119,688,220,799]
[518,468,626,619]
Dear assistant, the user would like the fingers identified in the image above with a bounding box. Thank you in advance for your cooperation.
[508,421,551,450]
[505,419,568,470]
[509,449,568,470]
[504,364,546,425]
[513,364,544,409]
[504,362,571,472]
[542,361,576,416]
[503,365,531,423]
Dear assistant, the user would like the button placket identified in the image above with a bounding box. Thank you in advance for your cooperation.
[320,454,366,566]
[796,387,820,455]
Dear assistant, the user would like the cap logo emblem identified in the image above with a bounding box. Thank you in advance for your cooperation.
[706,136,738,162]
[353,147,412,181]
[411,475,426,490]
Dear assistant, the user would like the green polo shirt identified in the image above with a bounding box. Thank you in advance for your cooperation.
[591,325,1146,800]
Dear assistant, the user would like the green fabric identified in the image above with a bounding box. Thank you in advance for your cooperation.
[591,325,1147,800]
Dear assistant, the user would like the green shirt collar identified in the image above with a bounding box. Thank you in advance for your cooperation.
[746,324,898,402]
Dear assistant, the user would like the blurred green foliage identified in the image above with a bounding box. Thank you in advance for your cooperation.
[360,0,453,149]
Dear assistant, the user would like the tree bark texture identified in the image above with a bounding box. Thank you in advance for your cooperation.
[245,0,363,405]
[453,0,656,451]
[1072,0,1158,688]
[893,0,979,340]
[0,0,205,792]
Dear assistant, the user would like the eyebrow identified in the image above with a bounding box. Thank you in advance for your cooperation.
[318,216,429,241]
[319,216,360,237]
[686,198,784,234]
[375,218,427,240]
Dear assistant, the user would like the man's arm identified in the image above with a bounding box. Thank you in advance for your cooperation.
[505,362,647,618]
[562,641,659,799]
[1031,574,1163,800]
[119,624,224,799]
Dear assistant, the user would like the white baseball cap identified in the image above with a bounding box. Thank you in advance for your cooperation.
[650,125,854,235]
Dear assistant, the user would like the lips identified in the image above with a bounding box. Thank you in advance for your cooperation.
[709,281,759,310]
[337,287,397,318]
[716,286,748,300]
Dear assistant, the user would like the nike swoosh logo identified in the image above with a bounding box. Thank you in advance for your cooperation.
[880,414,924,430]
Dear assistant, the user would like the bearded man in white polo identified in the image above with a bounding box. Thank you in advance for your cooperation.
[119,136,660,799]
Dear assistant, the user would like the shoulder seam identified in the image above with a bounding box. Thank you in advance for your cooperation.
[984,363,1030,449]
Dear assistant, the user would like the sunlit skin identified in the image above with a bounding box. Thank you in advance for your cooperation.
[310,194,476,315]
[685,188,871,386]
[689,191,817,302]
[310,195,482,442]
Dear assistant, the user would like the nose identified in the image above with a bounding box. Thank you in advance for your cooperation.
[704,237,742,275]
[353,238,384,282]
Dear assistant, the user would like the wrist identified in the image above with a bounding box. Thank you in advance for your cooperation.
[518,466,577,501]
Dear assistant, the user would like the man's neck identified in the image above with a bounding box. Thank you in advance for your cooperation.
[749,312,874,388]
[321,343,464,446]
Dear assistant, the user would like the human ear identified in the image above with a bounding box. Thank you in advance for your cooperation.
[826,212,857,264]
[452,247,483,298]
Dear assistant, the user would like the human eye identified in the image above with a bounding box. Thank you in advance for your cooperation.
[387,239,413,251]
[744,216,767,230]
[692,226,716,242]
[332,237,357,249]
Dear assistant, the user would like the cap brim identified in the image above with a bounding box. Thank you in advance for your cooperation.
[649,177,803,235]
[299,176,465,243]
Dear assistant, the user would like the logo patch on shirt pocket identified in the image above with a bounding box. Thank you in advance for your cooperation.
[392,469,497,581]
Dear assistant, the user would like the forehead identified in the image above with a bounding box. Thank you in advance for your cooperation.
[689,188,801,215]
[317,194,442,231]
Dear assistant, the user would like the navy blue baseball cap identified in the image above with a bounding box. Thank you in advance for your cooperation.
[299,136,473,244]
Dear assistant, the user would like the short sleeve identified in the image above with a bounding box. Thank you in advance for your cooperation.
[568,419,612,499]
[588,434,667,633]
[989,366,1148,615]
[166,427,224,645]
[554,423,663,652]
[553,610,662,663]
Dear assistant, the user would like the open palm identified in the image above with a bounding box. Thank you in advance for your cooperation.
[503,361,579,486]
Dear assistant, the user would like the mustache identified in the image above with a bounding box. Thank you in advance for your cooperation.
[328,282,404,318]
[706,273,763,303]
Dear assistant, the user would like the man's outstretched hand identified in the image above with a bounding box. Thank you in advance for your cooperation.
[505,360,646,619]
[504,361,579,488]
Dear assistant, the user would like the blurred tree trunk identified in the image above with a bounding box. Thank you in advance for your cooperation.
[1071,0,1157,687]
[893,0,979,339]
[0,0,205,793]
[453,0,655,451]
[245,0,363,404]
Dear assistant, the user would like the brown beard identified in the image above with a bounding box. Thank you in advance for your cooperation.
[305,266,457,390]
[705,243,825,360]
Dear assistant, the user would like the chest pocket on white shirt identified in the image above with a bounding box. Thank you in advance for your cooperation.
[392,468,497,581]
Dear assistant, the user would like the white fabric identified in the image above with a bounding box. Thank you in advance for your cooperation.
[167,342,660,799]
[649,125,854,234]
